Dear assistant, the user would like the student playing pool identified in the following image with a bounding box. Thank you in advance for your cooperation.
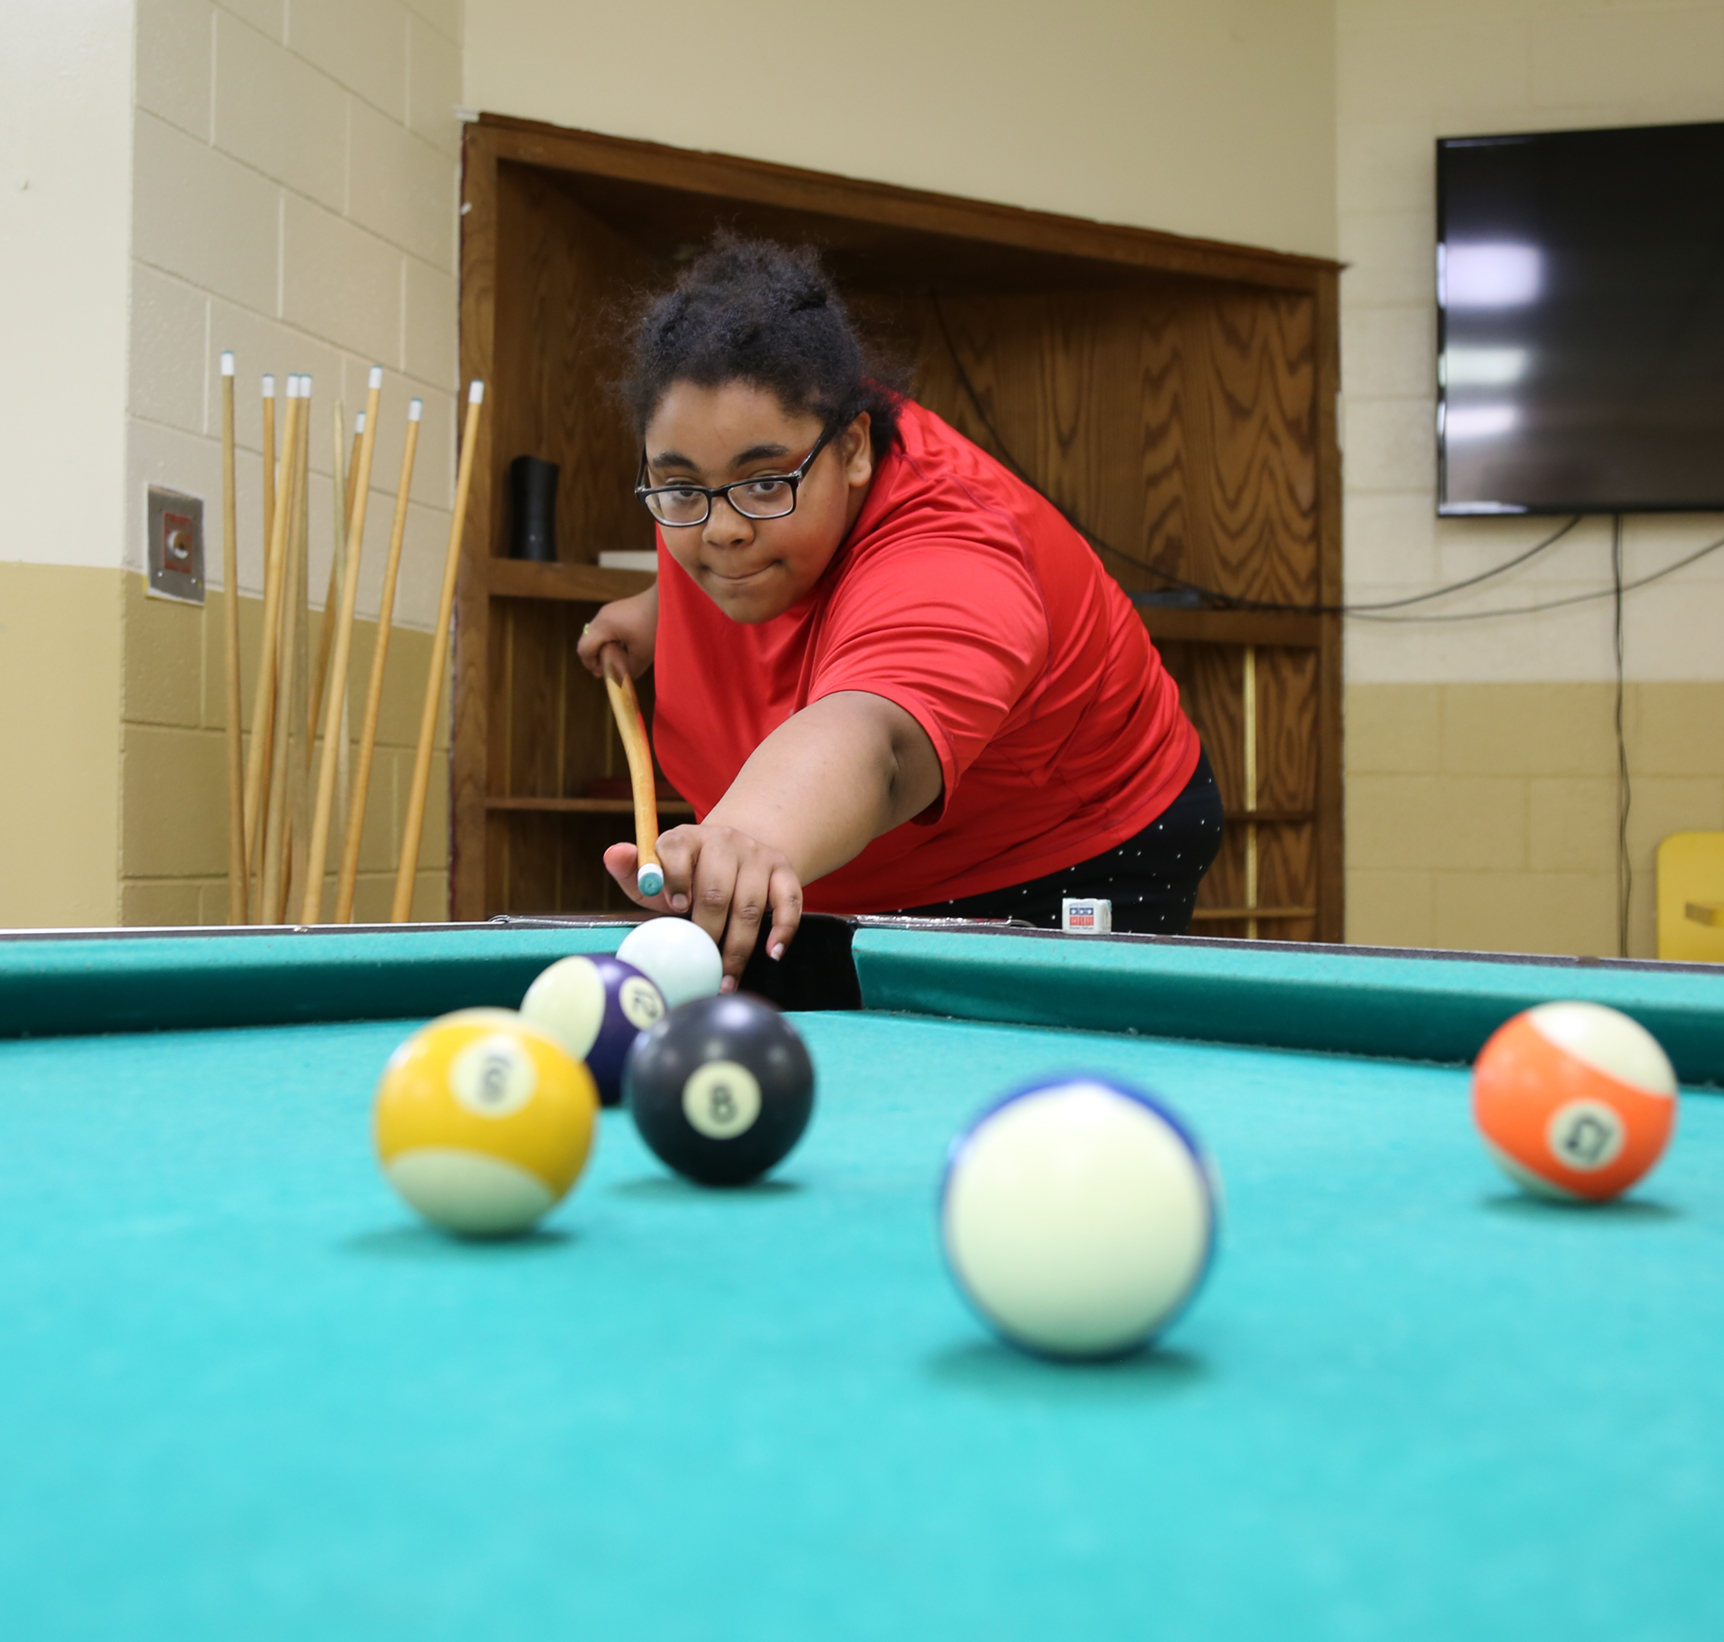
[578,236,1221,990]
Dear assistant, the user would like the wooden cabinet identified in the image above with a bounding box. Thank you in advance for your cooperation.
[455,115,1344,940]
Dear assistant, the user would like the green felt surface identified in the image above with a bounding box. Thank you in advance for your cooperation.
[0,926,631,1039]
[2,1009,1722,1640]
[855,927,1724,1085]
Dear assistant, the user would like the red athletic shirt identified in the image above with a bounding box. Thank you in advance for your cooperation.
[651,400,1199,913]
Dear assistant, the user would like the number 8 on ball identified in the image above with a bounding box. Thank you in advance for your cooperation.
[623,995,814,1186]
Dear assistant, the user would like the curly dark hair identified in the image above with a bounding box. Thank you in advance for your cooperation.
[620,234,904,461]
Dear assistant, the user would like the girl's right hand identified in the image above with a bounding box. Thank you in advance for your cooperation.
[576,583,659,679]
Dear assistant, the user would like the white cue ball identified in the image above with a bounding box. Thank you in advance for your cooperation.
[616,917,725,1011]
[942,1077,1219,1359]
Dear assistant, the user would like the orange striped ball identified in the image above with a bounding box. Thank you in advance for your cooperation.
[1471,1002,1677,1202]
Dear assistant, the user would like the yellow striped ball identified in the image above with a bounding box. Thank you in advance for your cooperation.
[374,1008,599,1236]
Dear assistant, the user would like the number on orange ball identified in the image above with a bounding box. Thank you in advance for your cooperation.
[1471,1001,1677,1202]
[374,1009,600,1235]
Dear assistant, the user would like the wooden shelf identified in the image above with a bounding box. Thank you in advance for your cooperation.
[1136,607,1324,648]
[455,116,1343,939]
[487,558,655,603]
[486,796,697,816]
[1190,905,1317,921]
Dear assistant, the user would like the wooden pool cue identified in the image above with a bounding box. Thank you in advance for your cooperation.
[244,375,300,910]
[306,402,346,755]
[219,352,247,925]
[347,412,364,518]
[392,380,484,924]
[284,376,315,920]
[261,375,277,569]
[334,414,360,842]
[600,644,664,898]
[308,408,365,759]
[247,372,280,894]
[260,382,309,923]
[336,397,421,924]
[302,368,383,923]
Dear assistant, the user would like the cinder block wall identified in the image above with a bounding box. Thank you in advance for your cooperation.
[1348,684,1724,957]
[1337,0,1724,958]
[119,577,449,924]
[123,0,463,924]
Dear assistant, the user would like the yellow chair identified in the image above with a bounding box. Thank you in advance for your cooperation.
[1657,832,1724,963]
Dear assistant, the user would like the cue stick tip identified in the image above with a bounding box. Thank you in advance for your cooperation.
[638,863,665,898]
[468,380,485,404]
[355,410,366,432]
[262,372,275,395]
[408,398,423,421]
[368,364,383,389]
[287,375,300,398]
[221,350,235,376]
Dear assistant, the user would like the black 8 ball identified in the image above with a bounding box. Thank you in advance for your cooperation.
[622,994,815,1186]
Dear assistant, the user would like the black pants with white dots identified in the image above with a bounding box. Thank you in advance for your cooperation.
[895,747,1225,936]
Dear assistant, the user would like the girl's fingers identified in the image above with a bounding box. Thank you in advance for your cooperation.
[764,868,804,963]
[602,842,667,909]
[719,862,774,990]
[687,835,741,955]
[653,827,701,915]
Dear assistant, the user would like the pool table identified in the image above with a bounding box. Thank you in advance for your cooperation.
[2,917,1722,1641]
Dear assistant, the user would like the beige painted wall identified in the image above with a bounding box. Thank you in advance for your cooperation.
[1337,0,1724,957]
[465,0,1339,261]
[0,6,135,926]
[0,568,123,927]
[0,2,134,571]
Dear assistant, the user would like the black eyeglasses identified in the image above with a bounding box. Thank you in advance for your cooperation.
[635,423,839,527]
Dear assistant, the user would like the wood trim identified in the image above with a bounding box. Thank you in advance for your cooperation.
[1311,268,1346,944]
[487,558,655,603]
[1226,809,1315,825]
[451,133,498,922]
[1190,906,1317,921]
[1136,608,1324,649]
[472,114,1341,296]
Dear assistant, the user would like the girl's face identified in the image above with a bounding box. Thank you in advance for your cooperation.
[641,379,874,624]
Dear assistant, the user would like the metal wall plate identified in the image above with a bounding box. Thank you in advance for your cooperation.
[146,485,205,604]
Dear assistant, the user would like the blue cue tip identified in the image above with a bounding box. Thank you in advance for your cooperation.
[639,863,665,898]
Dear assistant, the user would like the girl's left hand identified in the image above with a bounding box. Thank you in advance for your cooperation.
[603,823,805,991]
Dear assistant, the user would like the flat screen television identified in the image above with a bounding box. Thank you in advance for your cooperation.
[1436,121,1724,515]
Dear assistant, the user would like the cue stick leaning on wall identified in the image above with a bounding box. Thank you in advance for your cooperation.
[219,352,247,924]
[391,380,484,924]
[335,396,421,924]
[284,375,316,920]
[307,408,365,761]
[260,380,311,923]
[248,373,279,887]
[261,375,277,568]
[302,367,383,923]
[243,375,301,909]
[600,644,665,899]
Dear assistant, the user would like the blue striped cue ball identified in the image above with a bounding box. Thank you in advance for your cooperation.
[520,955,666,1107]
[941,1076,1220,1359]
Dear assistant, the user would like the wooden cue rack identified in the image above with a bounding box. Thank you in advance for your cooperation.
[455,113,1344,942]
